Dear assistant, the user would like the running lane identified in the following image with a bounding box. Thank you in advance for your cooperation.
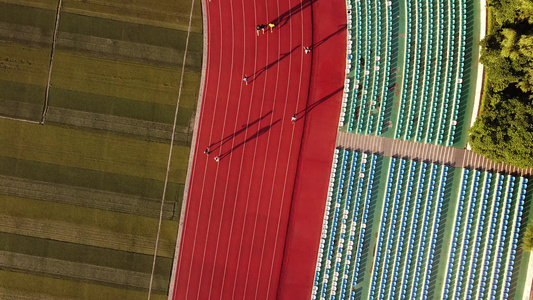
[276,0,347,298]
[172,0,314,299]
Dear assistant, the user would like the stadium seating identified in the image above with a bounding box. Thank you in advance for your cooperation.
[443,170,527,299]
[312,151,530,300]
[341,0,473,146]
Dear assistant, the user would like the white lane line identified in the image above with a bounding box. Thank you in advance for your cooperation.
[206,0,248,297]
[266,0,311,296]
[231,0,271,296]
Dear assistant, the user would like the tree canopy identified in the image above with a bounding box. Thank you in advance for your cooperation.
[469,0,533,168]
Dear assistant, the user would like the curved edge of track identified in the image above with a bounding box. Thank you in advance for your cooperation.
[276,0,347,298]
[167,0,209,298]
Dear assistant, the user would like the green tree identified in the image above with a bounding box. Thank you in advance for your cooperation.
[469,97,533,168]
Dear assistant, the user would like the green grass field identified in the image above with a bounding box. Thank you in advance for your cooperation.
[0,0,202,298]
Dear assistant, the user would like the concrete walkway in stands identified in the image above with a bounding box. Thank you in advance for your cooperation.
[336,131,533,176]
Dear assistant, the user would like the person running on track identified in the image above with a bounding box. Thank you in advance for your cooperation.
[304,46,311,54]
[268,22,275,33]
[291,114,297,122]
[256,24,266,36]
[204,148,210,154]
[214,156,220,162]
[243,76,249,85]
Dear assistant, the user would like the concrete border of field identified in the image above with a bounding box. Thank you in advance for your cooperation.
[167,0,207,298]
[466,0,486,150]
[146,0,201,297]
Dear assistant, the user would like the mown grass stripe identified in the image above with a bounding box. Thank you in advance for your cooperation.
[62,0,202,33]
[49,87,176,123]
[58,12,202,52]
[45,106,194,146]
[51,51,183,106]
[0,213,176,258]
[0,119,188,182]
[0,251,169,293]
[0,20,54,48]
[0,80,44,104]
[0,176,177,219]
[0,41,50,88]
[45,107,179,143]
[0,270,168,299]
[0,98,42,121]
[0,2,56,31]
[0,232,172,276]
[54,30,202,69]
[0,155,184,201]
[0,195,177,241]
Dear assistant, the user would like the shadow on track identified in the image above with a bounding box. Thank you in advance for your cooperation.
[250,45,301,82]
[208,110,273,153]
[269,0,318,29]
[219,119,281,160]
[293,87,343,121]
[311,24,346,50]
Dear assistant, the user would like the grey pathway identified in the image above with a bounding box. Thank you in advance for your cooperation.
[336,131,533,176]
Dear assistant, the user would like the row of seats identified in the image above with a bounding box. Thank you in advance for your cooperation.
[369,158,450,299]
[313,149,380,300]
[393,0,469,146]
[341,0,395,136]
[443,170,528,300]
[341,0,473,146]
[347,154,378,299]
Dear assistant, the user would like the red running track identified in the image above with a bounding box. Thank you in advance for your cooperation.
[171,0,346,298]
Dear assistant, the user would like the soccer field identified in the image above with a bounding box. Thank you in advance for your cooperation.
[0,0,202,298]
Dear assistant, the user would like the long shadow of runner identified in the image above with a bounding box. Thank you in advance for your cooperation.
[208,110,273,152]
[270,0,317,29]
[311,24,346,50]
[294,86,343,121]
[251,45,301,82]
[219,119,281,159]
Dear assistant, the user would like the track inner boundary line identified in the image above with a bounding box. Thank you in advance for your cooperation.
[147,0,198,298]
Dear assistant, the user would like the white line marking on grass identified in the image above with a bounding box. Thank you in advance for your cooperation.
[41,0,62,124]
[167,0,210,296]
[147,0,197,298]
[0,115,40,124]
